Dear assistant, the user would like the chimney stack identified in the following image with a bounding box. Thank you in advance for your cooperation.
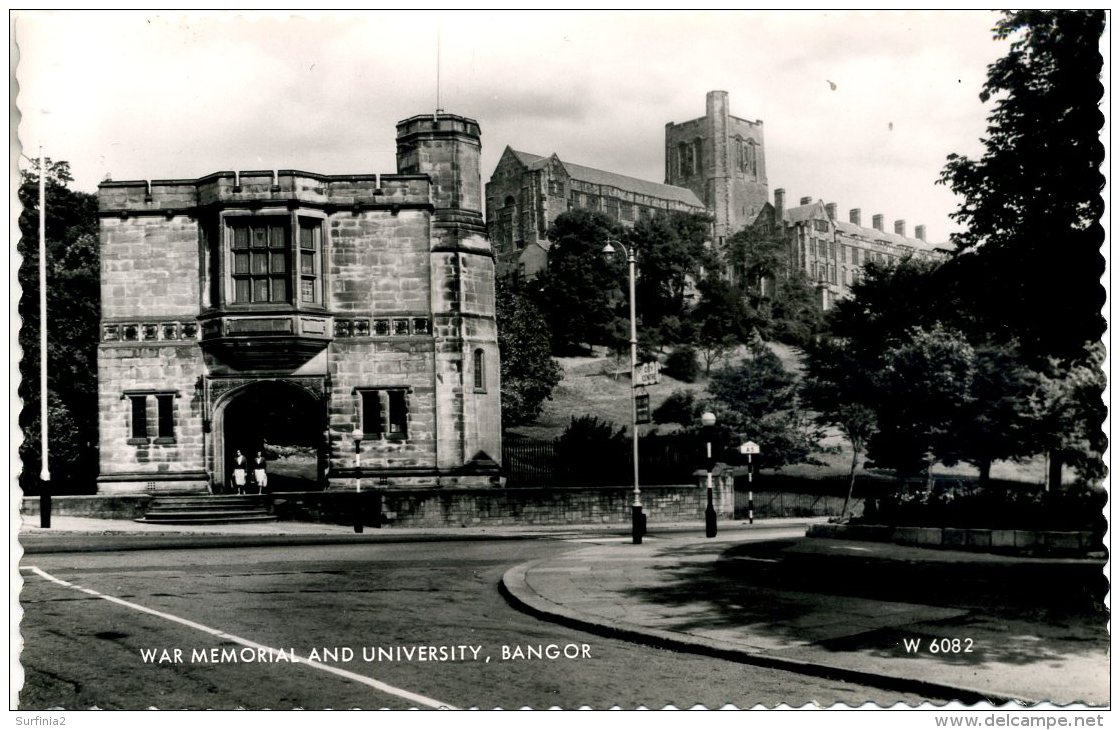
[894,219,906,236]
[849,208,861,226]
[774,188,785,219]
[825,202,837,220]
[872,214,884,231]
[800,196,812,206]
[915,225,926,241]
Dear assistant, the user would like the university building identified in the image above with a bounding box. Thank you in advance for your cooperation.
[486,149,706,278]
[769,194,945,310]
[486,90,948,306]
[96,112,502,495]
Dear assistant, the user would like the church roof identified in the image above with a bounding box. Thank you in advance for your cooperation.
[508,149,704,208]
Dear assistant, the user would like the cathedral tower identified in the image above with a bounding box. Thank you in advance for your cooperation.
[665,91,769,244]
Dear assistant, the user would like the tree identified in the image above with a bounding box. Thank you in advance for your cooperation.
[827,256,945,355]
[691,275,754,375]
[726,212,826,346]
[726,217,787,304]
[707,343,822,469]
[938,9,1105,362]
[17,159,101,493]
[767,270,825,347]
[495,276,564,428]
[954,345,1047,486]
[801,337,878,518]
[1036,342,1108,489]
[626,211,713,348]
[939,11,1106,486]
[534,210,623,353]
[870,326,977,484]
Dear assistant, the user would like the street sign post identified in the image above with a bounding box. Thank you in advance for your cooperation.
[740,441,760,524]
[634,361,661,386]
[635,392,651,424]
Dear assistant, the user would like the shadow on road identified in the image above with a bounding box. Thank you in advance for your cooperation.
[611,539,1109,667]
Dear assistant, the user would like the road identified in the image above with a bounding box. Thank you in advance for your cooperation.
[16,531,928,709]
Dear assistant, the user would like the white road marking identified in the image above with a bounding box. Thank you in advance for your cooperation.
[21,565,457,710]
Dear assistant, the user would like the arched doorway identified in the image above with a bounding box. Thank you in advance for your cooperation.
[214,381,326,493]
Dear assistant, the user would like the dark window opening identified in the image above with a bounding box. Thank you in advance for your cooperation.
[130,396,148,440]
[473,349,486,392]
[157,394,175,439]
[359,389,410,440]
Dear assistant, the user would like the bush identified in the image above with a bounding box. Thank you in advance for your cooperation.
[866,481,1106,533]
[664,346,699,382]
[555,415,629,485]
[652,389,698,426]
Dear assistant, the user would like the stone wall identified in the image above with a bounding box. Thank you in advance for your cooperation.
[807,523,1102,557]
[100,214,201,319]
[274,483,731,528]
[326,339,438,477]
[328,209,431,315]
[21,495,153,520]
[97,343,209,488]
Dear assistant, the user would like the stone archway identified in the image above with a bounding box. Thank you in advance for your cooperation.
[211,380,326,493]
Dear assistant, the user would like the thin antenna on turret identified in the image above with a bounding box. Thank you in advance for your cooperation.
[435,24,443,118]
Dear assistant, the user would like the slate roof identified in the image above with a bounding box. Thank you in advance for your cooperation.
[833,220,946,253]
[508,149,705,208]
[783,202,825,224]
[782,198,946,253]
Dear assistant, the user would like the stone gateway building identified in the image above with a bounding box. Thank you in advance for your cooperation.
[96,112,502,495]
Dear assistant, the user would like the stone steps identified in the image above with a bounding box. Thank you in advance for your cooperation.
[137,495,276,525]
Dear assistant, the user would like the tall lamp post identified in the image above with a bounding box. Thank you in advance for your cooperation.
[701,411,717,538]
[603,238,643,544]
[33,150,51,528]
[353,429,364,534]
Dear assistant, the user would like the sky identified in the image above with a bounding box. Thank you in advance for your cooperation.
[13,10,1023,242]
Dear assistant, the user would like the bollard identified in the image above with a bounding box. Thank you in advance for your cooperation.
[354,493,364,534]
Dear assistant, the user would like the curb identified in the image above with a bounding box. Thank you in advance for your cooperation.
[16,521,796,555]
[18,532,539,555]
[499,558,1033,706]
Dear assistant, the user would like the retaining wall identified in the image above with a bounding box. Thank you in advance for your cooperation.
[807,522,1102,556]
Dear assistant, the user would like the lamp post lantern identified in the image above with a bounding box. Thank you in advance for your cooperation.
[701,411,717,538]
[603,239,643,544]
[353,429,364,534]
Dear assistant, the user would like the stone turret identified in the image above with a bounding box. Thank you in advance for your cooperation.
[396,111,499,473]
[396,113,483,219]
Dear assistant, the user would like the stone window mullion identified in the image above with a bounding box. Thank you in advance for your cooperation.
[291,211,301,312]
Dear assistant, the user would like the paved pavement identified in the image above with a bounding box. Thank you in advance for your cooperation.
[16,514,1109,706]
[500,529,1110,707]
